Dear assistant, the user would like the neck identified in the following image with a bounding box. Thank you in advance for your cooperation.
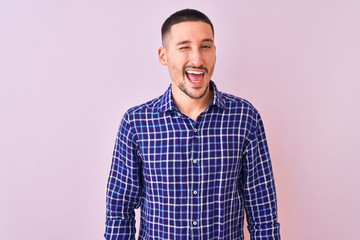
[172,85,214,121]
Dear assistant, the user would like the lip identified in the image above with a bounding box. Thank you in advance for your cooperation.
[185,70,205,87]
[186,69,205,74]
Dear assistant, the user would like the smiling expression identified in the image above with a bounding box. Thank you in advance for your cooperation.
[158,21,216,101]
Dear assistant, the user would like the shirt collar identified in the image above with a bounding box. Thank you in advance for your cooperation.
[155,81,227,113]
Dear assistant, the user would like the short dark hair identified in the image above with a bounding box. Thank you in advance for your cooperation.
[161,9,214,45]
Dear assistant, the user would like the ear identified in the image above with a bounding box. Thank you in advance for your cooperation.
[158,47,167,65]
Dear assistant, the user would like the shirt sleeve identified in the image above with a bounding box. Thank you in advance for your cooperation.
[241,111,281,240]
[104,112,143,240]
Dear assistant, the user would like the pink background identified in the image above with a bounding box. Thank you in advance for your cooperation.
[1,0,359,239]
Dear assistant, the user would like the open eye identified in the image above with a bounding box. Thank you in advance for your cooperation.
[201,45,212,49]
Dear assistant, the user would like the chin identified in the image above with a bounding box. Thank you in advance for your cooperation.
[187,85,209,100]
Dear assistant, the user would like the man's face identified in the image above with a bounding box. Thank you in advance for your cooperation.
[159,21,216,100]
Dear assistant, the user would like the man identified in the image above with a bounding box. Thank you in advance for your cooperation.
[105,9,280,240]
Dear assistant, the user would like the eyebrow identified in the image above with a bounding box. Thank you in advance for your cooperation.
[176,40,191,46]
[176,39,214,46]
[202,38,214,43]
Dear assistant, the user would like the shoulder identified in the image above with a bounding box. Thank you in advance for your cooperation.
[219,91,260,118]
[217,91,266,137]
[123,94,164,120]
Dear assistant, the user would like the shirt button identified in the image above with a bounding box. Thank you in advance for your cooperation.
[194,128,198,133]
[193,190,198,195]
[177,113,182,117]
[192,221,198,226]
[192,159,197,164]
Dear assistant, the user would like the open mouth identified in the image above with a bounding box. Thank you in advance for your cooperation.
[185,70,205,85]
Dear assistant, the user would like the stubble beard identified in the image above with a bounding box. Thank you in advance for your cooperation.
[178,82,209,99]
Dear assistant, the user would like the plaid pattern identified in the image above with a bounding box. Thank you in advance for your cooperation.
[105,81,280,240]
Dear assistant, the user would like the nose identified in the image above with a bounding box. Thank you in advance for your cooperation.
[189,49,204,67]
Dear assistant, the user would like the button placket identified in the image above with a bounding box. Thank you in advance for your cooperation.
[191,122,201,234]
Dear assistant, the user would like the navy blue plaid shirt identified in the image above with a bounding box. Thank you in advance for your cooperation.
[105,81,280,239]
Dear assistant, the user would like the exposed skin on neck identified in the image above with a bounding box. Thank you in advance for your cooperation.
[158,21,216,121]
[172,85,214,121]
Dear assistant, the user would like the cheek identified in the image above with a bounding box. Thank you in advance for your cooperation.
[209,65,215,77]
[207,53,216,64]
[168,59,185,73]
[168,62,185,80]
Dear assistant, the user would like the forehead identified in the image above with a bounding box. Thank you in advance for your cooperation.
[168,21,214,42]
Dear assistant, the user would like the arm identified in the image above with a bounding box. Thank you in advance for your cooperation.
[105,112,142,240]
[241,111,280,240]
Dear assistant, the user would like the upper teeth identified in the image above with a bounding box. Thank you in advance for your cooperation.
[186,70,203,75]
